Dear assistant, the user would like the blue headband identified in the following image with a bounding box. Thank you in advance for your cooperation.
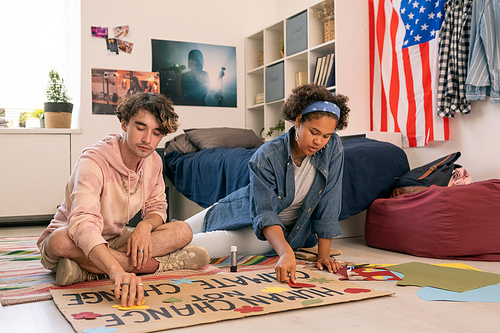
[301,101,341,119]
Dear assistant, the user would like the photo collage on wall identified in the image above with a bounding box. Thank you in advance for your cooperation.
[91,25,133,55]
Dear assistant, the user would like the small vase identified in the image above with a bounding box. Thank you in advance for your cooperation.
[324,20,335,42]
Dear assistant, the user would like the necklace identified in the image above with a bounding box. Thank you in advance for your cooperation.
[293,155,306,167]
[120,171,142,195]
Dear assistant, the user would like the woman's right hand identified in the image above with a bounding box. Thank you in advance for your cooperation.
[262,225,297,284]
[275,249,297,283]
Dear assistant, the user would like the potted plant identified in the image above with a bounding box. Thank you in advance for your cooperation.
[312,0,335,43]
[18,109,44,128]
[267,119,285,138]
[44,70,73,128]
[32,108,45,128]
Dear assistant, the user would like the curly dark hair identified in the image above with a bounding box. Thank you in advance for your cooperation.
[115,92,179,135]
[281,84,350,131]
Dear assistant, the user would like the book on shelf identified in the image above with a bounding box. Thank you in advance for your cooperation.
[312,56,323,84]
[255,92,265,104]
[317,55,327,85]
[295,71,308,87]
[312,53,336,87]
[320,54,331,86]
[325,53,336,87]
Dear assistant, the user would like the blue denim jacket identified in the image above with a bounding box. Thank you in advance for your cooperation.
[203,127,344,251]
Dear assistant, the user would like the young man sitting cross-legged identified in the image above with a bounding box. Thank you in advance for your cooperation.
[37,92,209,307]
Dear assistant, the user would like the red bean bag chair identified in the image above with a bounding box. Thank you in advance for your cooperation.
[365,179,500,261]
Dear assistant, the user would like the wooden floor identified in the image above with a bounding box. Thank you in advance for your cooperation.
[1,225,499,333]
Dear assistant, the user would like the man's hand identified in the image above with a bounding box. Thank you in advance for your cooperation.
[88,244,145,307]
[110,271,144,307]
[126,222,153,270]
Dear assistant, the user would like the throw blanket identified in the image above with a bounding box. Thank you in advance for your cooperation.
[164,138,410,220]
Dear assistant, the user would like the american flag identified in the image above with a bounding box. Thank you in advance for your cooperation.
[369,0,450,147]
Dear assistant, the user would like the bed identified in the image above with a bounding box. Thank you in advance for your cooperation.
[163,127,410,222]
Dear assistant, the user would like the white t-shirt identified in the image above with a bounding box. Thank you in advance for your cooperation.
[279,156,316,230]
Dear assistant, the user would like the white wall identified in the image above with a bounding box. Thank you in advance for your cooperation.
[73,0,277,168]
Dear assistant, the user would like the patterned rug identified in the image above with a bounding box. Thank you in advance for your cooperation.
[0,236,285,306]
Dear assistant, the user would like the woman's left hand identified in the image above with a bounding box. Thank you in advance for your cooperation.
[316,256,342,273]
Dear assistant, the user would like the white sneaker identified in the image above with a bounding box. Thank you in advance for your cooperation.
[55,258,107,286]
[154,245,210,272]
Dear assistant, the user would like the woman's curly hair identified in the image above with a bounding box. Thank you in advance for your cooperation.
[115,92,179,135]
[281,83,350,131]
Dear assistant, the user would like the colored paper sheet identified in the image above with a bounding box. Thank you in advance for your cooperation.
[388,262,500,292]
[433,263,482,271]
[417,284,500,303]
[339,267,402,281]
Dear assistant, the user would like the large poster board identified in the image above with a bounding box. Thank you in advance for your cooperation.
[51,268,392,333]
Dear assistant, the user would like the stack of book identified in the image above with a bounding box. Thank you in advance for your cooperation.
[255,92,265,105]
[312,53,335,87]
[295,71,308,87]
[0,117,8,128]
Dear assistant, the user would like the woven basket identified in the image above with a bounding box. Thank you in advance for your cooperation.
[324,20,335,42]
[44,102,73,128]
[45,112,72,128]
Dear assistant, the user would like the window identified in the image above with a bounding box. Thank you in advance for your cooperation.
[0,0,77,128]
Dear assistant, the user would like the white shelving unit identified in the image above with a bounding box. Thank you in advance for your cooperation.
[245,1,336,141]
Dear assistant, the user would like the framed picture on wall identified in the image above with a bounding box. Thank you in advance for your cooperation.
[91,68,160,115]
[151,39,237,107]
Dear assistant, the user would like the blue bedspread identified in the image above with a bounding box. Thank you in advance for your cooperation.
[164,137,409,220]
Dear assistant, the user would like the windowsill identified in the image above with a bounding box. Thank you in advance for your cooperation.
[0,128,82,134]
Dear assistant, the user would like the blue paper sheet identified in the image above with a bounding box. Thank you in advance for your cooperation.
[417,284,500,303]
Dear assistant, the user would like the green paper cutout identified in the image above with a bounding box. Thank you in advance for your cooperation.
[162,297,183,303]
[307,277,333,284]
[389,262,500,292]
[302,299,323,306]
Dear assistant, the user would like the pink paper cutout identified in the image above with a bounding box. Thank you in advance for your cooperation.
[336,265,349,278]
[234,305,264,313]
[288,280,316,288]
[339,267,402,281]
[344,288,372,294]
[71,312,102,320]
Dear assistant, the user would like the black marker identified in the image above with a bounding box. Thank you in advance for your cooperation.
[230,246,238,272]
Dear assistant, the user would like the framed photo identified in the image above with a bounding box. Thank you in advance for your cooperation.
[152,39,237,107]
[91,68,159,115]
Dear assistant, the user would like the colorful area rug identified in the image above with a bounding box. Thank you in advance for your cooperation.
[0,236,288,306]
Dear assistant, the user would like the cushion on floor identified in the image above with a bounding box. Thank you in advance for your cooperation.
[365,179,500,261]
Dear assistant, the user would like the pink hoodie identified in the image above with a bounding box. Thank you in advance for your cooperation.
[37,134,167,257]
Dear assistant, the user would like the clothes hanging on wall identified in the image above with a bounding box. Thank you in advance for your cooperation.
[465,0,500,103]
[437,0,473,118]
